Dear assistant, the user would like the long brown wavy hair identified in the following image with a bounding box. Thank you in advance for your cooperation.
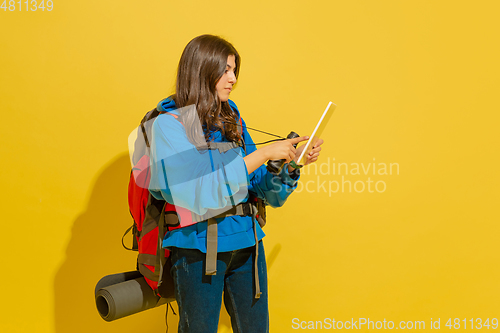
[172,34,241,147]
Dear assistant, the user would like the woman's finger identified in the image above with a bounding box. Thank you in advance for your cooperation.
[312,139,324,148]
[309,149,320,156]
[288,136,309,145]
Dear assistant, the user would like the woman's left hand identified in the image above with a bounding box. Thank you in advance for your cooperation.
[288,139,324,172]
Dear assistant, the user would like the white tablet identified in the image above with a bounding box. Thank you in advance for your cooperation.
[296,101,337,165]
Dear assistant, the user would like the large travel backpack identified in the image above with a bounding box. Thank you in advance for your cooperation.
[124,108,181,298]
[124,106,267,299]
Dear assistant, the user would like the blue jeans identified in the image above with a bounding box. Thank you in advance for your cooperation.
[170,241,269,333]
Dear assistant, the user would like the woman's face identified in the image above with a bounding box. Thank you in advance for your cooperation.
[216,55,237,102]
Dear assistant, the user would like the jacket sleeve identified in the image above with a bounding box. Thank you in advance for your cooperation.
[148,114,249,215]
[240,117,300,208]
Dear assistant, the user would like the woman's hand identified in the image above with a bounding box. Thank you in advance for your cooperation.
[288,138,324,172]
[243,136,309,174]
[263,136,310,163]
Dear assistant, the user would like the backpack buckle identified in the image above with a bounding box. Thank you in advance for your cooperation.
[241,202,253,216]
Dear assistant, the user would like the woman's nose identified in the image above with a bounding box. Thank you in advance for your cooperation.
[228,72,236,83]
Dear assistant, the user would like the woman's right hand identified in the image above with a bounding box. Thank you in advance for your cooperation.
[243,136,309,174]
[262,136,309,163]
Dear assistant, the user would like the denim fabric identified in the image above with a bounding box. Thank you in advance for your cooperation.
[170,241,269,333]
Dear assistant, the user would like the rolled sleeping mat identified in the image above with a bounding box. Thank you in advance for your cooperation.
[95,271,173,322]
[94,270,142,296]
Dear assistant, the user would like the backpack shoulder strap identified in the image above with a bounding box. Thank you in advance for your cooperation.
[140,109,180,149]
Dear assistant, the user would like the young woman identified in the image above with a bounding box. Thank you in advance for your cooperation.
[148,34,322,333]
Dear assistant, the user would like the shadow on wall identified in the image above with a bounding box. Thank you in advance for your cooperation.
[54,152,282,332]
[53,153,185,332]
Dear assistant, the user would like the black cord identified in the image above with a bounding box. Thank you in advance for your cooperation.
[165,303,177,333]
[223,120,287,145]
[246,138,286,146]
[165,305,168,333]
[223,121,285,139]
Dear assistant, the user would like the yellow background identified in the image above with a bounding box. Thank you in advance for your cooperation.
[1,0,499,332]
